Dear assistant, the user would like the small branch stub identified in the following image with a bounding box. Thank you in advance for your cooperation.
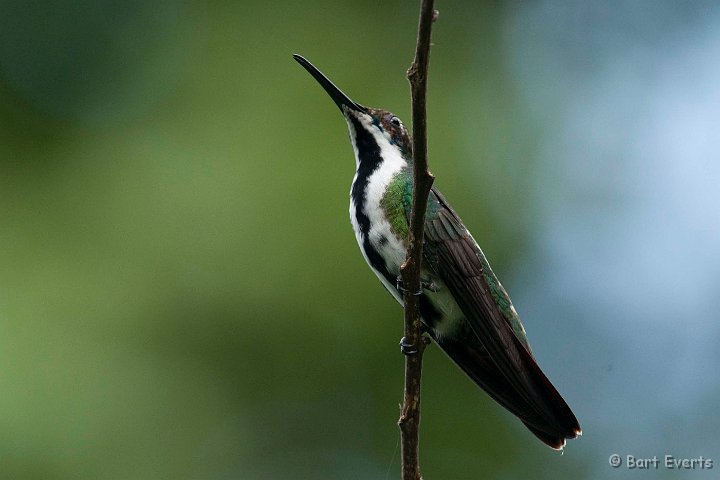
[399,1,436,480]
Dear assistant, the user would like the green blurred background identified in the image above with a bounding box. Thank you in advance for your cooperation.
[2,1,720,479]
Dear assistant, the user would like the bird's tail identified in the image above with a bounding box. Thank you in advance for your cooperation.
[434,333,581,450]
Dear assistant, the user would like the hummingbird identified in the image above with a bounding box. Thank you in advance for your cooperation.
[293,54,581,450]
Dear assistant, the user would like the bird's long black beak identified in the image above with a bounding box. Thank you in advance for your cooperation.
[293,54,365,114]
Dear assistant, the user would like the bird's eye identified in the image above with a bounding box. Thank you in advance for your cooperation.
[390,116,402,127]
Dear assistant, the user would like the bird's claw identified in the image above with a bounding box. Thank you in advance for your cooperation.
[399,336,419,355]
[399,336,431,355]
[396,276,440,295]
[396,276,422,295]
[421,279,440,293]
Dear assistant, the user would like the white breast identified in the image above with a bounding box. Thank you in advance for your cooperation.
[345,111,463,338]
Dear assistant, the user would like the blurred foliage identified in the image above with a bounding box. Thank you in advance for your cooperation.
[8,0,713,479]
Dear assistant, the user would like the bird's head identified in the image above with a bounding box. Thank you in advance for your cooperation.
[293,54,412,164]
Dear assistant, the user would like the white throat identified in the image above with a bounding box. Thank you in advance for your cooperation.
[346,111,409,299]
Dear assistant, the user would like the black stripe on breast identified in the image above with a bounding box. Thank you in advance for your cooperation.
[349,115,382,236]
[348,115,395,286]
[347,115,442,330]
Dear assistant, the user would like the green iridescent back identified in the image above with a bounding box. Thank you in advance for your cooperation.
[380,168,532,353]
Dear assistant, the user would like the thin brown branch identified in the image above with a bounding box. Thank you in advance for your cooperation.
[398,1,437,479]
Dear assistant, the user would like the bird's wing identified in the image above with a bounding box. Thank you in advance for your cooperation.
[419,187,581,447]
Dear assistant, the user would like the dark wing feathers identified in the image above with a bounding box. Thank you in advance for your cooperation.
[434,336,560,434]
[423,187,581,448]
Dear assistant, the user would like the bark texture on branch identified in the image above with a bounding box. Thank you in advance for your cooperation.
[398,1,437,479]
